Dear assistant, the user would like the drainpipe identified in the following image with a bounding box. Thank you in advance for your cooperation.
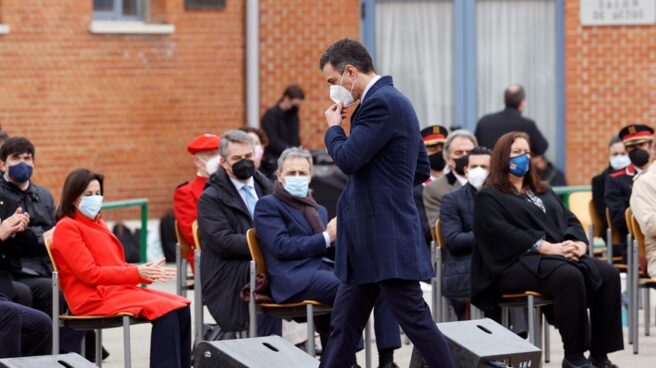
[246,0,259,127]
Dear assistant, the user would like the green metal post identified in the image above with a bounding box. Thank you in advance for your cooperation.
[141,202,148,263]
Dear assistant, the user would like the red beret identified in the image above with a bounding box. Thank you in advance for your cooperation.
[187,134,219,154]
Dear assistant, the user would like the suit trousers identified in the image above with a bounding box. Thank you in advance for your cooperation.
[0,299,51,358]
[288,264,402,353]
[319,279,455,368]
[150,305,192,368]
[498,258,624,356]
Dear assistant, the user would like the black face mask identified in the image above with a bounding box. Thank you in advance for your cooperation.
[629,148,650,168]
[287,106,299,115]
[454,156,468,176]
[428,153,446,172]
[232,159,256,180]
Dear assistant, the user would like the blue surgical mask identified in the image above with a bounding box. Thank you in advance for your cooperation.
[7,162,33,183]
[509,154,531,177]
[78,195,103,219]
[610,154,631,171]
[283,176,310,197]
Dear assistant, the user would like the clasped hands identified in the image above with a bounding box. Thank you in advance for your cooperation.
[540,239,587,261]
[138,258,176,282]
[0,207,30,241]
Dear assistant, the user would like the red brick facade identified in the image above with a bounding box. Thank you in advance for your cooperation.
[0,0,652,219]
[565,1,656,185]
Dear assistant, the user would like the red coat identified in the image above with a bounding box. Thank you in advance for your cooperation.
[52,211,190,320]
[173,176,206,270]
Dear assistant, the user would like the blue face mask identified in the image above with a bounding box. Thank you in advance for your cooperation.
[508,154,531,177]
[283,176,310,197]
[7,162,33,183]
[78,195,103,219]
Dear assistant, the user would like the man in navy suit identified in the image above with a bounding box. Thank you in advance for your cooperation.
[318,39,455,368]
[254,147,402,367]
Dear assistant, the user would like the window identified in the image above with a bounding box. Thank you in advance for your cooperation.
[375,0,454,128]
[93,0,143,20]
[185,0,226,9]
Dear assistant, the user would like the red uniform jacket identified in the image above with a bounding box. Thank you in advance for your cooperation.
[173,176,207,270]
[52,211,190,320]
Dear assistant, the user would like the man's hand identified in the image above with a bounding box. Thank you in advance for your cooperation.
[324,103,345,127]
[0,208,30,241]
[326,217,337,242]
[562,240,586,261]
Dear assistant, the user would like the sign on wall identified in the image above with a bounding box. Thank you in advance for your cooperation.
[580,0,656,26]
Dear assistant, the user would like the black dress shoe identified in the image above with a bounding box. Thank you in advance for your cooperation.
[589,357,619,368]
[562,358,591,368]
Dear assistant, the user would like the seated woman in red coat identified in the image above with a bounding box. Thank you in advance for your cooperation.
[52,168,191,368]
[472,132,623,368]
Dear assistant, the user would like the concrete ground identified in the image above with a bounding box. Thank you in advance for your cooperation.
[96,268,656,367]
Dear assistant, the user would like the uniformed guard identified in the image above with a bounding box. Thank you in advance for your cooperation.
[173,134,220,271]
[420,125,449,183]
[605,124,654,259]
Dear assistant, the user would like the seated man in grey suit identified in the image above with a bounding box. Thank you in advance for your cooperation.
[422,130,477,229]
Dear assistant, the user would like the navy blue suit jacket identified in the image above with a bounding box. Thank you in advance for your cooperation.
[254,194,330,303]
[439,183,477,298]
[324,76,434,284]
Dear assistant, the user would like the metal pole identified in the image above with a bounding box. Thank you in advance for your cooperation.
[606,228,613,264]
[633,241,639,354]
[175,244,182,296]
[246,0,260,127]
[430,241,438,322]
[364,319,372,368]
[194,249,204,347]
[528,295,535,345]
[52,272,60,354]
[588,224,594,257]
[123,316,131,368]
[96,329,103,367]
[306,305,315,356]
[628,234,634,345]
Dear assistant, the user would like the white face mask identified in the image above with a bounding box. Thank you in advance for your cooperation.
[205,156,221,176]
[77,195,103,219]
[609,154,630,171]
[466,167,489,190]
[329,70,355,106]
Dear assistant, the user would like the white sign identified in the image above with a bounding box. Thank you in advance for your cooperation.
[580,0,656,26]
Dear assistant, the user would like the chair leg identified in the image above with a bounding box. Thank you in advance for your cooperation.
[588,224,594,257]
[364,318,372,368]
[51,272,60,355]
[501,306,508,328]
[181,259,189,298]
[632,241,639,354]
[528,295,535,345]
[544,316,550,363]
[606,228,613,265]
[305,304,315,356]
[248,260,257,338]
[627,237,634,345]
[175,244,182,296]
[194,249,203,346]
[95,329,102,367]
[80,334,86,358]
[123,316,131,368]
[644,288,650,336]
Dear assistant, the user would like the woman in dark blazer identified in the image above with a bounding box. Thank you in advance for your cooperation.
[471,132,623,368]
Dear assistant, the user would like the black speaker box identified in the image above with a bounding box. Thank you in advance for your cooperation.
[0,353,95,368]
[195,335,320,368]
[411,318,541,368]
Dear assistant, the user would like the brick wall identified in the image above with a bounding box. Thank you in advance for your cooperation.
[0,0,245,219]
[565,1,656,185]
[259,0,360,149]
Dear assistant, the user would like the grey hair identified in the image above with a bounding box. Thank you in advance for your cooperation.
[443,130,478,160]
[277,147,313,173]
[219,130,255,158]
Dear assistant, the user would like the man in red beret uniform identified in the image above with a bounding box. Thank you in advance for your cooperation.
[605,124,654,261]
[173,134,220,271]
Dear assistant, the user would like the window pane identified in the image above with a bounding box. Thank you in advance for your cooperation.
[375,0,454,128]
[476,0,557,160]
[94,0,114,11]
[123,0,139,16]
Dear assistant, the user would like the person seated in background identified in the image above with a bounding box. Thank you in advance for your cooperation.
[239,126,268,174]
[439,146,491,320]
[52,169,191,368]
[422,130,477,229]
[630,137,656,279]
[254,147,402,368]
[472,132,623,368]
[197,130,281,338]
[592,136,628,241]
[533,155,567,187]
[605,124,654,261]
[173,134,220,272]
[414,125,448,247]
[0,195,51,358]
